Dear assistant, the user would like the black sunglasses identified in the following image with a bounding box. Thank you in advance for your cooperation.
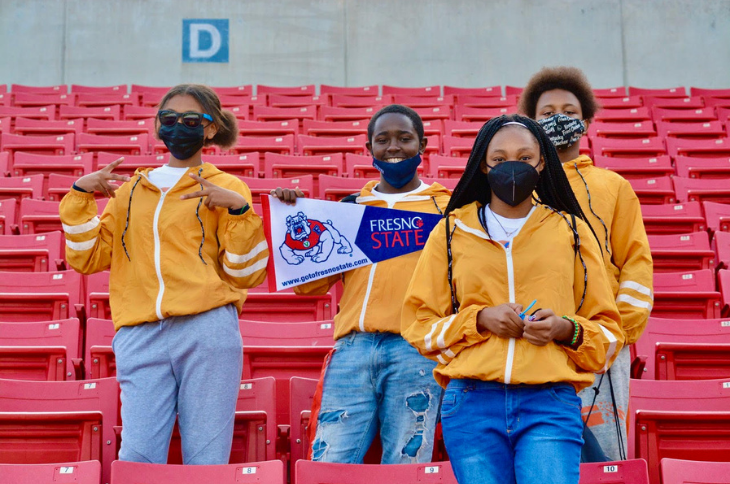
[158,110,213,128]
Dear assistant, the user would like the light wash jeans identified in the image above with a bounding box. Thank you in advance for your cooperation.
[311,331,442,464]
[441,379,584,484]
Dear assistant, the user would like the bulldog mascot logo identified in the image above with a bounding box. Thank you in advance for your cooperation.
[280,212,353,265]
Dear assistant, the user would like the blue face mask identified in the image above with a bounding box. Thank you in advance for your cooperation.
[372,153,422,189]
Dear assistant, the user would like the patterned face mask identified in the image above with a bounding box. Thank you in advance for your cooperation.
[537,113,586,149]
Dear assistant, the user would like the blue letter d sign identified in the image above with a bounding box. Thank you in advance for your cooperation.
[183,19,229,63]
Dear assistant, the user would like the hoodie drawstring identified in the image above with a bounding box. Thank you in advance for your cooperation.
[195,166,207,265]
[121,175,143,261]
[574,163,611,257]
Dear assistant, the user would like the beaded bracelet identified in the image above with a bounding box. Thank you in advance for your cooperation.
[561,315,580,346]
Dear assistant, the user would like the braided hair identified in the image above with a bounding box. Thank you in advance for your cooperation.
[444,114,600,312]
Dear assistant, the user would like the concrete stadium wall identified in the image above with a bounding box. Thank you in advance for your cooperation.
[1,0,728,90]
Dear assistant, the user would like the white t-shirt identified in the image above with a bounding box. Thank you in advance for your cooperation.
[483,205,532,246]
[148,165,191,191]
[371,181,429,205]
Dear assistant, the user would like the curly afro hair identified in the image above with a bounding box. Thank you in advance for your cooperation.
[518,66,600,121]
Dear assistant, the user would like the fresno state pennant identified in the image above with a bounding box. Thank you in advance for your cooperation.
[262,195,442,292]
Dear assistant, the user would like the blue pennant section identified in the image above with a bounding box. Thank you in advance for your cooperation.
[355,206,443,262]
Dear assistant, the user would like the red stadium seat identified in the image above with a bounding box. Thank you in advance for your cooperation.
[0,231,63,272]
[219,95,256,109]
[597,96,643,109]
[289,377,317,471]
[1,133,74,159]
[593,107,652,123]
[12,152,93,181]
[319,106,383,122]
[0,270,83,321]
[320,85,379,96]
[97,152,166,174]
[411,106,452,122]
[629,86,687,97]
[11,84,67,94]
[71,84,126,94]
[661,458,730,484]
[653,342,730,381]
[228,105,251,121]
[0,377,119,484]
[692,87,730,97]
[675,156,730,179]
[0,175,44,203]
[631,317,730,380]
[13,118,84,137]
[643,96,704,110]
[253,106,317,125]
[588,121,656,139]
[0,460,101,484]
[122,105,157,121]
[653,107,717,124]
[456,95,518,109]
[444,120,484,138]
[13,93,76,108]
[111,460,285,484]
[211,85,253,96]
[303,119,368,137]
[714,231,730,268]
[652,269,722,318]
[330,95,390,109]
[46,174,96,202]
[76,133,149,157]
[627,177,675,205]
[504,86,524,96]
[667,137,730,158]
[241,289,335,323]
[593,87,628,98]
[0,318,81,381]
[704,97,730,109]
[86,271,110,321]
[455,106,514,123]
[703,201,730,233]
[443,85,502,96]
[392,95,454,109]
[139,92,165,107]
[442,135,475,158]
[647,231,715,272]
[422,120,444,137]
[229,134,294,156]
[18,199,66,235]
[86,118,154,137]
[381,85,441,96]
[264,153,342,181]
[0,117,10,134]
[428,154,467,179]
[0,106,55,121]
[628,379,730,484]
[59,105,120,121]
[296,460,458,484]
[593,155,674,179]
[579,460,649,483]
[0,152,6,176]
[0,200,16,236]
[75,93,139,109]
[269,94,329,109]
[237,175,314,205]
[238,119,299,138]
[84,318,115,380]
[721,270,730,316]
[256,85,315,96]
[317,175,371,201]
[297,134,366,157]
[590,137,666,158]
[674,176,730,204]
[206,153,259,178]
[130,85,170,96]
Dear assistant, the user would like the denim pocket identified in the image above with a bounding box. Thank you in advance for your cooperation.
[548,385,582,410]
[440,388,467,418]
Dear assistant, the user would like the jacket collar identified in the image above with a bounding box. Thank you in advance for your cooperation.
[356,180,452,205]
[134,162,224,192]
[562,154,594,170]
[452,202,550,241]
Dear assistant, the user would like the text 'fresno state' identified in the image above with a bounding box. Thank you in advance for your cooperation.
[369,216,426,249]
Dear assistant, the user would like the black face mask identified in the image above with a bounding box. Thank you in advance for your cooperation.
[486,161,540,207]
[158,122,205,160]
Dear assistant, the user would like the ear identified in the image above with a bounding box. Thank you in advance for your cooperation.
[419,136,428,154]
[582,119,591,136]
[206,122,218,140]
[365,141,373,156]
[479,158,489,175]
[537,156,546,174]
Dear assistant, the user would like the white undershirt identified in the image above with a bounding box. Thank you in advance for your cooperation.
[483,204,531,245]
[371,181,429,204]
[148,165,191,191]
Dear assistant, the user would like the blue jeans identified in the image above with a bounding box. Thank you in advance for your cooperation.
[311,331,442,464]
[441,379,584,484]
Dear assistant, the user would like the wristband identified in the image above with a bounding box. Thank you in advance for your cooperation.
[559,316,581,348]
[73,183,92,193]
[228,204,250,216]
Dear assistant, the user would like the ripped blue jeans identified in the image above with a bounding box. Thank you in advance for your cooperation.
[311,331,442,464]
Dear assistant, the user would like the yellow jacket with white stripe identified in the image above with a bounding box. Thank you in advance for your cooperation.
[564,155,653,345]
[295,181,451,340]
[401,202,624,391]
[60,163,269,330]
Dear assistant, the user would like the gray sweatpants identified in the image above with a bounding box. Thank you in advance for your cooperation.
[578,345,630,461]
[112,304,243,465]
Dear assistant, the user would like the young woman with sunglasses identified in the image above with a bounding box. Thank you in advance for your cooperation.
[59,84,269,464]
[401,115,624,483]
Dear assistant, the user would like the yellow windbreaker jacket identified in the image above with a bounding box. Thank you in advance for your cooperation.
[401,202,624,390]
[295,181,451,340]
[60,163,269,330]
[564,155,653,345]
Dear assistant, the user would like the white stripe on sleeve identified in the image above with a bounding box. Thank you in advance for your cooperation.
[225,240,268,265]
[62,216,100,235]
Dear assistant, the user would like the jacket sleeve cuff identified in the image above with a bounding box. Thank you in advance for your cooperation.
[228,204,250,216]
[73,183,92,193]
